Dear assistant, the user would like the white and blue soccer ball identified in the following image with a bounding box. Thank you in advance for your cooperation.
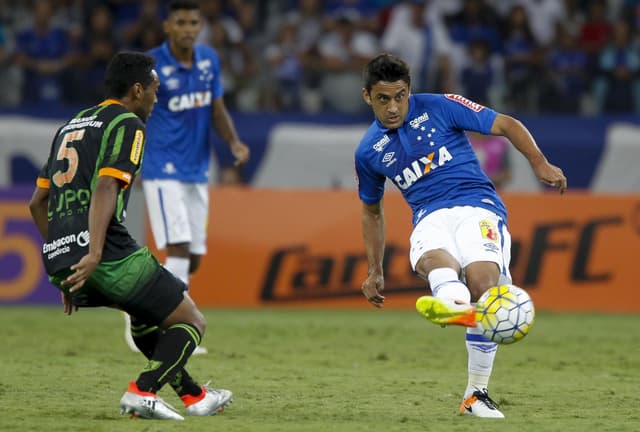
[476,284,535,344]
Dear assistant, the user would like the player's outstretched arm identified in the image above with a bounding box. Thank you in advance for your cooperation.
[361,201,386,308]
[490,113,567,194]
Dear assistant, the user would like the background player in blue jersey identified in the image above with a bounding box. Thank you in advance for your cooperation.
[355,53,566,418]
[124,0,250,354]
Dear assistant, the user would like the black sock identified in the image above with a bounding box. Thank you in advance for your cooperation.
[130,317,160,358]
[130,318,202,397]
[135,323,201,394]
[169,369,202,397]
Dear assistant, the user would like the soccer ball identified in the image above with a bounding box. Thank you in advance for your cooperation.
[476,284,535,344]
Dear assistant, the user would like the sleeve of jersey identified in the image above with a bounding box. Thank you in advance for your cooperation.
[36,134,58,189]
[98,117,145,188]
[442,94,498,134]
[355,152,385,205]
[36,162,50,189]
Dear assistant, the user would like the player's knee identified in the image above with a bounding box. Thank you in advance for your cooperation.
[191,309,206,338]
[465,264,501,301]
[416,250,460,280]
[167,242,190,258]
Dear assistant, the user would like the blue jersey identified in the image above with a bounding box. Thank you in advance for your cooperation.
[142,42,223,182]
[355,93,507,226]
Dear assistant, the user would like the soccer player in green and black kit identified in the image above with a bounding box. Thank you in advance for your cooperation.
[29,52,232,420]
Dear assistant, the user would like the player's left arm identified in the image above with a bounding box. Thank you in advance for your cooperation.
[29,186,50,240]
[490,113,567,193]
[30,141,58,239]
[211,97,250,166]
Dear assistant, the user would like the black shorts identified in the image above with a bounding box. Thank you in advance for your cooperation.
[122,266,186,325]
[50,247,186,326]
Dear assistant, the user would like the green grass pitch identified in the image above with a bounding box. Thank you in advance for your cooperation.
[0,306,638,432]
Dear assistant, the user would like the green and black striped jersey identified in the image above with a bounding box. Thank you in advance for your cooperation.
[37,99,146,275]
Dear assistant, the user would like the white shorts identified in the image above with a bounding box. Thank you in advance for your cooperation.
[143,179,209,255]
[409,206,512,281]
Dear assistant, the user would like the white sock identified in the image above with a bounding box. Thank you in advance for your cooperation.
[428,268,471,304]
[464,324,498,398]
[165,256,190,287]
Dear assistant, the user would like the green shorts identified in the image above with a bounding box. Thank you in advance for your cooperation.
[49,247,186,325]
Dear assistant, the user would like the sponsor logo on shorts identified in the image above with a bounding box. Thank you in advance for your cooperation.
[479,219,498,242]
[483,242,500,253]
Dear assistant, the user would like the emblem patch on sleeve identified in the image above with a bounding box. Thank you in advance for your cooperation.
[130,130,144,164]
[445,94,484,112]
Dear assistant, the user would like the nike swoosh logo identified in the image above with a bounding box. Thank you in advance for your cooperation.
[464,404,473,413]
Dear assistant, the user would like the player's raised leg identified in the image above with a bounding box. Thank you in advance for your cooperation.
[411,213,476,327]
[415,267,476,327]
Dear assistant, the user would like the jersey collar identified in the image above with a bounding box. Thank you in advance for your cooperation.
[161,41,202,70]
[99,99,124,106]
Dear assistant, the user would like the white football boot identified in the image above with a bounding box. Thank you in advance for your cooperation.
[120,382,184,420]
[459,388,505,418]
[182,384,233,416]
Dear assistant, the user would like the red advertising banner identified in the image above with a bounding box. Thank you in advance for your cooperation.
[149,189,640,312]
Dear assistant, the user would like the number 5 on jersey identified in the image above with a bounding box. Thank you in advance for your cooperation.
[52,129,85,187]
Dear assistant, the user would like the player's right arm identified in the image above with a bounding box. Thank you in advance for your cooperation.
[355,140,387,308]
[62,176,120,293]
[361,200,386,308]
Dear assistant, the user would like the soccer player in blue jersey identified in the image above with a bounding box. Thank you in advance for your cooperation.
[355,53,566,418]
[123,0,250,354]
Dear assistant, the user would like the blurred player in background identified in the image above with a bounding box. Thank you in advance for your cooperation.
[29,51,232,420]
[123,0,250,354]
[355,53,566,418]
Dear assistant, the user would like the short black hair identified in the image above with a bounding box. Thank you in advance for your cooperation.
[363,53,411,92]
[168,0,199,14]
[104,52,156,99]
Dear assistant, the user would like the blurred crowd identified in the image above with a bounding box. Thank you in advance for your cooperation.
[0,0,639,115]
